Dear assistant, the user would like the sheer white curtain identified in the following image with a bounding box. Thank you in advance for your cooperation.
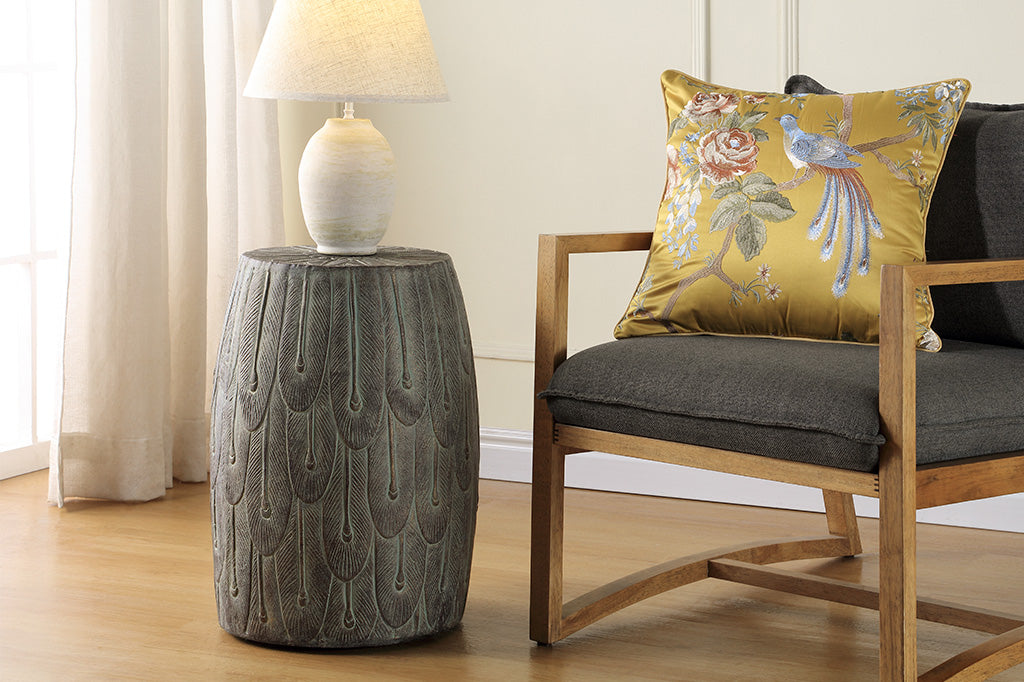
[49,0,282,505]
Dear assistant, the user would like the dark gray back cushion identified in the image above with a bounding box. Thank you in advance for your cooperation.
[784,75,1024,348]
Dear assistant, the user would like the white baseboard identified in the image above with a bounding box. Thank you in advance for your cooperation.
[479,427,1024,534]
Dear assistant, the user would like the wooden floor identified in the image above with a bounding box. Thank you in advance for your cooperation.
[1,471,1021,681]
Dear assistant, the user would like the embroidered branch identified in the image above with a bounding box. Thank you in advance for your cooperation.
[660,222,741,327]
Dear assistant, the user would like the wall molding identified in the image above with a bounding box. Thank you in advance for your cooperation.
[473,344,586,363]
[778,0,800,88]
[472,344,533,362]
[691,0,710,81]
[480,427,1024,534]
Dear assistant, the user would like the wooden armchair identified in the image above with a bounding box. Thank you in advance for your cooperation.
[530,230,1024,680]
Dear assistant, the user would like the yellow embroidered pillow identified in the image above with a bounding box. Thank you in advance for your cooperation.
[615,71,971,350]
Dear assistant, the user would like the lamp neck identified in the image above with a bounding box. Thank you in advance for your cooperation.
[342,101,355,120]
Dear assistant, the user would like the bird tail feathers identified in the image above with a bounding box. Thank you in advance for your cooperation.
[807,167,884,298]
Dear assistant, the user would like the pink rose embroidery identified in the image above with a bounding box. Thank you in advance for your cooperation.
[697,128,759,184]
[683,92,739,123]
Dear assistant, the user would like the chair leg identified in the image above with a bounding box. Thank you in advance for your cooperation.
[822,490,862,556]
[879,460,918,680]
[530,434,565,644]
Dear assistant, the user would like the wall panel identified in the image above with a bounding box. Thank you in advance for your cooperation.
[708,0,781,89]
[799,0,1024,101]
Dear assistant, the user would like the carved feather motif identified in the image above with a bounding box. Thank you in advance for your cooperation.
[383,269,428,425]
[321,444,372,581]
[278,268,330,413]
[426,266,463,449]
[366,411,415,538]
[237,265,286,431]
[328,271,386,450]
[211,248,479,647]
[214,503,253,635]
[246,552,286,643]
[456,384,480,492]
[222,409,249,505]
[415,418,451,544]
[210,384,233,488]
[284,397,337,504]
[373,528,427,629]
[245,395,293,556]
[320,570,377,646]
[424,539,454,628]
[275,501,330,642]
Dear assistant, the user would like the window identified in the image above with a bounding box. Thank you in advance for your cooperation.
[0,1,74,479]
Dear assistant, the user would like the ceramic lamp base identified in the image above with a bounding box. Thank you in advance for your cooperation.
[298,117,396,255]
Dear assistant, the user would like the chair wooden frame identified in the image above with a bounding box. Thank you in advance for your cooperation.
[531,231,1024,681]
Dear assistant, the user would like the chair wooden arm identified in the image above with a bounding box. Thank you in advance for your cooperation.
[877,257,1024,679]
[898,258,1024,287]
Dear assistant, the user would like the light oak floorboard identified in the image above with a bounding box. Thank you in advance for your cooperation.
[1,471,1021,680]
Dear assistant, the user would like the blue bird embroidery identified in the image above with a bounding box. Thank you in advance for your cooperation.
[777,114,883,297]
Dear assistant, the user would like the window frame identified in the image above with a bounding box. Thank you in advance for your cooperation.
[0,0,72,480]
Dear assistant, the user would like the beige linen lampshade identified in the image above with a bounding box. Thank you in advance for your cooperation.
[245,0,448,254]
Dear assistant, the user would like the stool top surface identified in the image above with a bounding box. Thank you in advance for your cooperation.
[242,245,450,269]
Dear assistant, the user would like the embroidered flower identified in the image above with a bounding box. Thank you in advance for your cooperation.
[756,263,771,282]
[919,328,941,351]
[765,282,782,300]
[934,81,964,102]
[688,187,701,216]
[743,94,766,105]
[664,144,683,200]
[696,128,759,184]
[896,85,929,106]
[678,233,699,259]
[683,92,739,124]
[911,149,924,167]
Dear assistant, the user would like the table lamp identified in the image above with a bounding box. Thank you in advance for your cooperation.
[244,0,448,255]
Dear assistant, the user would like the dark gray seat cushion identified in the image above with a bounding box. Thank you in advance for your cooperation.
[541,335,1024,472]
[784,75,1024,349]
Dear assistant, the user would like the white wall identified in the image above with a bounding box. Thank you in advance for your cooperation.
[278,0,1024,531]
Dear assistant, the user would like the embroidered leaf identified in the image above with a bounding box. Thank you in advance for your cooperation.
[668,114,689,139]
[739,111,768,131]
[735,213,767,261]
[823,112,846,140]
[709,193,748,233]
[739,172,776,197]
[750,191,796,222]
[751,127,770,142]
[721,111,743,129]
[711,180,741,199]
